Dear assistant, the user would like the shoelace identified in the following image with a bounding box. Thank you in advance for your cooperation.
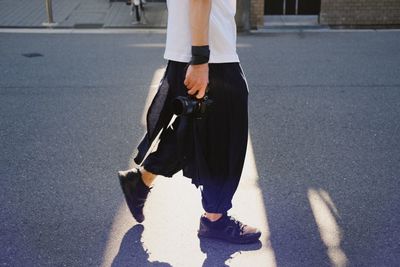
[227,216,246,234]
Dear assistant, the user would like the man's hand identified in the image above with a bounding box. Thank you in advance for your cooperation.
[184,63,209,99]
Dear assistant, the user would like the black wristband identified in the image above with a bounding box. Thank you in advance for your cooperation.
[190,45,210,65]
[190,55,209,65]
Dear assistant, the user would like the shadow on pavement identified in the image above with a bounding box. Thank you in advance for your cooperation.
[0,33,170,266]
[112,225,172,267]
[247,84,400,266]
[200,238,262,267]
[236,32,400,265]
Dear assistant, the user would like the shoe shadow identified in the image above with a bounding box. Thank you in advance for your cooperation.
[111,225,172,267]
[200,238,262,267]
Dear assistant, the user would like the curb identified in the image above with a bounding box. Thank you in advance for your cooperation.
[0,27,167,34]
[251,26,400,34]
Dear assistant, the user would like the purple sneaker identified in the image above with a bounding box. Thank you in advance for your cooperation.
[198,214,261,244]
[118,168,151,223]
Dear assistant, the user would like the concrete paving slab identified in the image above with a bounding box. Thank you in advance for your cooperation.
[264,15,319,26]
[0,0,167,28]
[104,3,133,28]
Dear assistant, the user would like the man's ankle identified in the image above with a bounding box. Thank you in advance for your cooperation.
[140,168,156,187]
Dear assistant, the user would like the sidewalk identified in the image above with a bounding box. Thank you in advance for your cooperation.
[0,0,167,28]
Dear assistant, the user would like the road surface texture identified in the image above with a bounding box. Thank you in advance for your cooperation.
[1,29,399,266]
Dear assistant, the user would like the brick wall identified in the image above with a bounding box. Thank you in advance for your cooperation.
[320,0,400,26]
[247,0,400,29]
[250,0,264,28]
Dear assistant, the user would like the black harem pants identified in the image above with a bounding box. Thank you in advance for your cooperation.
[134,61,249,213]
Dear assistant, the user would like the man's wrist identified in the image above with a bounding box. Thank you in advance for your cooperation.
[190,45,210,65]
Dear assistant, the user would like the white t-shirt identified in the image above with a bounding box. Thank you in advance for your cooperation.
[164,0,239,63]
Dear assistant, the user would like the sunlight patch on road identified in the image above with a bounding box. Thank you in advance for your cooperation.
[102,135,277,267]
[101,67,275,266]
[308,188,348,267]
[140,174,206,266]
[140,67,166,127]
[227,134,277,267]
[100,203,136,267]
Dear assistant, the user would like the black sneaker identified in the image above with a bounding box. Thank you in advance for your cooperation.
[117,168,151,223]
[198,214,261,244]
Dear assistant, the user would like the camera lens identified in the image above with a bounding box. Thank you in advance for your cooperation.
[172,96,197,115]
[172,97,186,115]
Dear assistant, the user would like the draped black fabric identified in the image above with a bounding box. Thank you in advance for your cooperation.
[134,61,189,168]
[134,61,248,213]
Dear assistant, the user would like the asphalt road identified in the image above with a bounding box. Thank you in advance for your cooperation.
[1,29,399,266]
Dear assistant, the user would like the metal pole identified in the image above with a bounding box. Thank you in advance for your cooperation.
[45,0,54,23]
[295,0,299,15]
[43,0,57,27]
[283,0,286,15]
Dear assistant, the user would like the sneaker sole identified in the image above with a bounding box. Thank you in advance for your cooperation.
[197,231,261,244]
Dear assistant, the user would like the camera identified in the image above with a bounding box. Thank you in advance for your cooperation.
[172,94,213,118]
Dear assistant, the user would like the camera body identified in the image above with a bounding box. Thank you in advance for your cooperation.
[172,95,213,118]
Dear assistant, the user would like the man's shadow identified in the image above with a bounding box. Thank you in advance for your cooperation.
[199,238,262,267]
[111,225,172,267]
[112,225,261,267]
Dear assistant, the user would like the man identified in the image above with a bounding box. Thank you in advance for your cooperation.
[118,0,261,244]
[130,0,144,24]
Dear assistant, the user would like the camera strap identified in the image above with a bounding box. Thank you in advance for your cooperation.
[137,115,177,167]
